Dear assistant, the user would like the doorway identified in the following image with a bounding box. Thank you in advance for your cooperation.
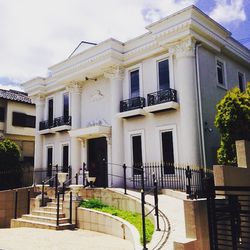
[88,137,107,187]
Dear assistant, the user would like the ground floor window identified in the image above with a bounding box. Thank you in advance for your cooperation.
[47,147,53,177]
[161,131,175,174]
[132,135,143,175]
[62,144,69,172]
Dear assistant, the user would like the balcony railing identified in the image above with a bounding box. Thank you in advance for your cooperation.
[39,116,71,131]
[147,88,177,106]
[120,97,146,112]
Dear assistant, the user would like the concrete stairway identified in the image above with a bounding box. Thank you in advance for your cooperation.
[11,198,75,230]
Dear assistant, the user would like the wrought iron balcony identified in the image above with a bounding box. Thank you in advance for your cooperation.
[53,115,71,127]
[147,88,177,106]
[120,97,146,112]
[39,116,71,131]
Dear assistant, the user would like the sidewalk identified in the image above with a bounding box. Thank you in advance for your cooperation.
[114,188,187,250]
[0,228,133,250]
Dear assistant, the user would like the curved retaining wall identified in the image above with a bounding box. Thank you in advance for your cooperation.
[77,207,141,250]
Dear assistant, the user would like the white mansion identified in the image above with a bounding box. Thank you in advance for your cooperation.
[23,6,250,187]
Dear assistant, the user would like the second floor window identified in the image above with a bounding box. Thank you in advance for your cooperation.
[63,93,69,118]
[158,59,170,90]
[238,72,245,92]
[216,60,225,86]
[12,112,35,128]
[130,69,140,98]
[48,99,53,126]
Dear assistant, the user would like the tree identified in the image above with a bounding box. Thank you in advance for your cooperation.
[0,139,21,190]
[215,83,250,165]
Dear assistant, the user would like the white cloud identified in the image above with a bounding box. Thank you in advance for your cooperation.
[209,0,246,23]
[0,0,197,83]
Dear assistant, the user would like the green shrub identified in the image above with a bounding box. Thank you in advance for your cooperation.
[80,198,154,243]
[215,84,250,165]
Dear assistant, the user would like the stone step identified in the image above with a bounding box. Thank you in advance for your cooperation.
[22,214,69,224]
[46,202,63,208]
[40,207,63,213]
[11,218,75,230]
[32,210,65,218]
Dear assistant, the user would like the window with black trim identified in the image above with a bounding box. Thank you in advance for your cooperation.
[0,107,5,122]
[130,69,140,98]
[161,131,174,174]
[216,60,225,86]
[238,72,245,92]
[63,93,69,118]
[158,59,170,90]
[12,112,35,128]
[48,98,53,126]
[132,135,142,175]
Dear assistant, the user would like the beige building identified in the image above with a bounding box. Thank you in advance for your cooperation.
[0,89,36,166]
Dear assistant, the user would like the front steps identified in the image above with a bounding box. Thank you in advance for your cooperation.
[11,199,75,230]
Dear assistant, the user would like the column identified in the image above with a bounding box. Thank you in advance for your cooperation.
[67,82,82,176]
[171,39,201,166]
[105,66,124,186]
[33,95,45,170]
[106,136,112,186]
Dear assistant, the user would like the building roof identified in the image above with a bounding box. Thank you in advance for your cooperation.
[0,89,33,104]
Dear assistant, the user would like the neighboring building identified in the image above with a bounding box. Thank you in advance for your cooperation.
[22,6,250,187]
[0,89,36,166]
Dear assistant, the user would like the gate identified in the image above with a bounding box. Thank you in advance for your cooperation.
[206,184,250,250]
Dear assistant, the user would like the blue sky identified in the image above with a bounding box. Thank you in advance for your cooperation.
[0,0,249,90]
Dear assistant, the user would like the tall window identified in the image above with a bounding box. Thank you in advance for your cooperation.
[48,99,53,126]
[161,131,174,174]
[216,60,225,86]
[158,59,170,90]
[47,147,53,177]
[62,145,69,173]
[63,93,69,118]
[0,107,5,122]
[238,72,245,92]
[132,135,142,175]
[130,69,140,98]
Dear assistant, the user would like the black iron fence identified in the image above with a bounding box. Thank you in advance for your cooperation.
[206,183,250,250]
[129,163,213,198]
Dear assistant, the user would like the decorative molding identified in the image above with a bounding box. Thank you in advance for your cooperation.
[66,81,82,94]
[106,135,112,145]
[104,66,125,80]
[169,38,196,58]
[87,119,110,127]
[90,89,104,102]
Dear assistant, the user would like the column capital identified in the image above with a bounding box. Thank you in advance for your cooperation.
[104,66,125,80]
[169,38,196,58]
[32,94,45,107]
[66,81,82,94]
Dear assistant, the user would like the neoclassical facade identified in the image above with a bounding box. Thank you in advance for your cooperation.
[23,6,250,186]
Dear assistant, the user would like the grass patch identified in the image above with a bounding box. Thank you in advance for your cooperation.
[80,198,154,243]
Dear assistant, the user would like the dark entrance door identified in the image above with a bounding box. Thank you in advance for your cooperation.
[47,147,53,177]
[88,137,107,187]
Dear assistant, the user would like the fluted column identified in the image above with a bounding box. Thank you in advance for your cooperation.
[33,95,45,169]
[67,82,82,176]
[171,39,201,165]
[105,66,124,186]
